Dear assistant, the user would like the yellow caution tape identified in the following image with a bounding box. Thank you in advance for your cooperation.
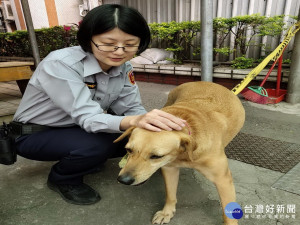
[231,21,300,95]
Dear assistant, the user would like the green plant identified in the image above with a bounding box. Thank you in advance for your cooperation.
[215,14,286,59]
[0,14,293,65]
[282,59,291,64]
[0,25,78,58]
[149,21,200,64]
[213,17,234,58]
[213,47,234,56]
[232,56,255,69]
[148,14,290,64]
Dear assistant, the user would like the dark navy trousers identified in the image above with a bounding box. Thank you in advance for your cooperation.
[15,126,126,185]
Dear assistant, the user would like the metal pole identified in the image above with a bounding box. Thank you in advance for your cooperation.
[20,0,40,67]
[286,8,300,104]
[200,0,213,82]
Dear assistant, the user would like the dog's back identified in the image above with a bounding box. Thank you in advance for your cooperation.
[163,81,245,148]
[165,81,241,111]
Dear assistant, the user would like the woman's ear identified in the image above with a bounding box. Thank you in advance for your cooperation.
[180,134,197,161]
[114,127,135,143]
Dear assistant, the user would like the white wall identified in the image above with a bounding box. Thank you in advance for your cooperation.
[55,0,82,26]
[11,0,83,30]
[28,0,49,28]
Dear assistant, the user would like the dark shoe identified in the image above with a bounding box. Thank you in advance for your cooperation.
[47,180,101,205]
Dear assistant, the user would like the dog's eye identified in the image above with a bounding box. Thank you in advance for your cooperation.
[126,148,133,154]
[150,155,163,160]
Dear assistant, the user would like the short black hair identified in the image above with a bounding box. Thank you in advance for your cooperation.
[77,4,151,55]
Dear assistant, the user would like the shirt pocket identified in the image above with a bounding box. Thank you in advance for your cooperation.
[90,89,96,99]
[107,93,120,109]
[101,92,120,111]
[108,92,120,105]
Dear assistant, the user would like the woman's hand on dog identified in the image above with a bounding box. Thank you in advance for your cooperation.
[120,109,186,132]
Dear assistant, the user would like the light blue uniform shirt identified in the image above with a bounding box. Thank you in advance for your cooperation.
[13,46,147,133]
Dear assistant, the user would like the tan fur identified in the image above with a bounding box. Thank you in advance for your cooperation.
[115,81,245,225]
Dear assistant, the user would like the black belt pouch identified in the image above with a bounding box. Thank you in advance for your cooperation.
[0,124,16,165]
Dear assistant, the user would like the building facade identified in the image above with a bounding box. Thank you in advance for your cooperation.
[0,0,101,32]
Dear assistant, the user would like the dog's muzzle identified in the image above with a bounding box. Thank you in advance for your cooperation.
[117,173,148,186]
[117,173,135,185]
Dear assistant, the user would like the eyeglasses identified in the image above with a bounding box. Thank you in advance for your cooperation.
[91,40,139,52]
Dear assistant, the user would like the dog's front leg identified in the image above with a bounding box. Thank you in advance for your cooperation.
[152,166,179,224]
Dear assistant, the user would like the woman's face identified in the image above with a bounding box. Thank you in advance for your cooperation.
[91,28,140,72]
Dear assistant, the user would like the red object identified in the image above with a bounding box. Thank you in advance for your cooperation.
[241,88,268,104]
[265,89,287,104]
[63,25,71,31]
[241,46,287,104]
[240,53,281,104]
[265,53,287,104]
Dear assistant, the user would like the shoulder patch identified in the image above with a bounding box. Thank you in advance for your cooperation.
[127,70,135,85]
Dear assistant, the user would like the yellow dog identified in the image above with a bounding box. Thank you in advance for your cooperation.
[115,81,245,225]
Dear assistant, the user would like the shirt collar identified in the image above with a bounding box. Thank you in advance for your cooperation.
[83,52,102,77]
[83,51,123,78]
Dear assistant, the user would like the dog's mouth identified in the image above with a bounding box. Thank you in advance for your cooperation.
[117,173,150,186]
[132,179,149,186]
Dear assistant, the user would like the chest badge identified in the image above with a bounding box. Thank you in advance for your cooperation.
[127,70,135,85]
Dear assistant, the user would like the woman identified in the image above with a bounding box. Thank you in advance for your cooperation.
[13,4,185,205]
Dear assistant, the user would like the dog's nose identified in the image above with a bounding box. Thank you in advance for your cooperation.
[117,173,135,185]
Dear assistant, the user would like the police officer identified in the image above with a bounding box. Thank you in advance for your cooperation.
[13,4,186,205]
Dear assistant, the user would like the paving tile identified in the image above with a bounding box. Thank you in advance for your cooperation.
[272,162,300,196]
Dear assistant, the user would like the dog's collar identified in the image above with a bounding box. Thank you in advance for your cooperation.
[184,122,192,135]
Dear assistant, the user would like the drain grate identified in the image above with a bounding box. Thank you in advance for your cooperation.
[225,132,300,173]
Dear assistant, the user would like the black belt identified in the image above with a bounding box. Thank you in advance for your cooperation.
[0,122,51,165]
[10,121,51,136]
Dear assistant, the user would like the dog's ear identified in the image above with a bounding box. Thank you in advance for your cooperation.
[180,134,197,161]
[114,127,135,143]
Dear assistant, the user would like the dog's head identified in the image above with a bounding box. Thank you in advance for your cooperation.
[114,127,196,186]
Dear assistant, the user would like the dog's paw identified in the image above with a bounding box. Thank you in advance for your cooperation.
[152,210,175,224]
[223,220,238,225]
